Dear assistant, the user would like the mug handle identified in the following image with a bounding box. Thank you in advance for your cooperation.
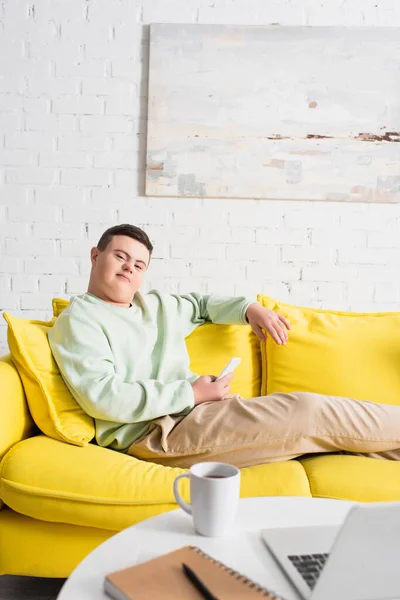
[173,473,192,515]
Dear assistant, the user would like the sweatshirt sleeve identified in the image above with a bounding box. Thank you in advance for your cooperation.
[173,293,258,336]
[48,307,194,424]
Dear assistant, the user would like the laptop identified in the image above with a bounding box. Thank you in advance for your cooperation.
[261,502,400,600]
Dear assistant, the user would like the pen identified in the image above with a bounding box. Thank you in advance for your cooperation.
[182,562,220,600]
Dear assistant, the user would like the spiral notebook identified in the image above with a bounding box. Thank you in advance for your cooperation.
[104,545,285,600]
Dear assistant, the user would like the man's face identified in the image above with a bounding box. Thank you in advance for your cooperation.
[89,235,150,307]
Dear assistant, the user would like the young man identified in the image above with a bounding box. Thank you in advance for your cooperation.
[49,224,400,468]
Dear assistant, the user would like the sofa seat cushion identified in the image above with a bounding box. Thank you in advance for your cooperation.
[301,454,400,501]
[0,436,311,531]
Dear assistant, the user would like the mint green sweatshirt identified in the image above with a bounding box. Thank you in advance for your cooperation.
[48,291,255,452]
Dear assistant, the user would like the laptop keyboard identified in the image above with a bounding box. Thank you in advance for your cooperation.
[288,553,329,589]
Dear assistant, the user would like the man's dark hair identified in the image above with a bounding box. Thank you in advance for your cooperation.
[97,224,153,255]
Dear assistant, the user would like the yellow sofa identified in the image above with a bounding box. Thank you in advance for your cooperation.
[2,294,400,578]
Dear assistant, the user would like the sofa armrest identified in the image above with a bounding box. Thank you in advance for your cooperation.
[0,355,36,461]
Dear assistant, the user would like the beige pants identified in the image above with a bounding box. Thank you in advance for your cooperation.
[127,392,400,469]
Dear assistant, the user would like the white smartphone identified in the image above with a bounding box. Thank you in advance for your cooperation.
[215,357,242,381]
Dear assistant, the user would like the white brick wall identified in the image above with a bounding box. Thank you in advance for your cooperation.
[1,0,400,354]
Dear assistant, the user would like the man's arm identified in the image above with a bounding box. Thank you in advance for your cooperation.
[174,292,256,335]
[48,310,194,423]
[173,292,290,344]
[246,302,290,345]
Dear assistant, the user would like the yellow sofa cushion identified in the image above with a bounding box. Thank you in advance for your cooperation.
[3,313,95,447]
[301,454,400,501]
[257,294,400,405]
[186,323,261,398]
[0,436,311,532]
[52,298,262,399]
[52,297,71,317]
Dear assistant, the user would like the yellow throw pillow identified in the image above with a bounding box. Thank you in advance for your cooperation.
[186,323,261,399]
[52,298,261,399]
[257,294,400,405]
[3,313,95,446]
[52,297,69,317]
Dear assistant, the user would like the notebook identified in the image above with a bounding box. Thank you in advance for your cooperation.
[104,545,285,600]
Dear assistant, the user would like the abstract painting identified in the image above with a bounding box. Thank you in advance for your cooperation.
[146,24,400,202]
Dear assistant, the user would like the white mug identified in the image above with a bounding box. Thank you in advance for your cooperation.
[173,461,241,537]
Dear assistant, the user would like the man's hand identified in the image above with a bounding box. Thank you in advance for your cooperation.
[191,373,234,406]
[246,302,291,345]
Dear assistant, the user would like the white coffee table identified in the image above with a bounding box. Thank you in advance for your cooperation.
[57,496,353,600]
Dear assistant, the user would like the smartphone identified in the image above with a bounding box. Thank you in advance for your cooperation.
[215,357,242,381]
